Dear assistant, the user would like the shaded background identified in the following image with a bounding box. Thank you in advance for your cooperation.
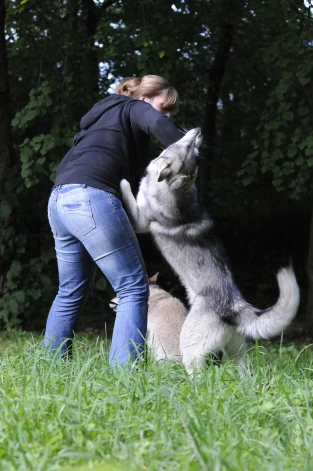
[1,0,313,337]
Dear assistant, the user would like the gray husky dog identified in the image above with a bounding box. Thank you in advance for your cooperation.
[110,274,187,362]
[120,128,300,373]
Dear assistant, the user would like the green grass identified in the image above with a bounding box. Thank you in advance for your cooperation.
[0,332,313,471]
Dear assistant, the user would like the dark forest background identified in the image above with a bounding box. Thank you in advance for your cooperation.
[1,0,313,337]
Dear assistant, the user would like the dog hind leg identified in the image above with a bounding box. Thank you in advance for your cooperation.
[180,301,231,375]
[223,331,247,373]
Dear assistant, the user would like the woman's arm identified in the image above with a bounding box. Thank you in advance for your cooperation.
[129,101,182,147]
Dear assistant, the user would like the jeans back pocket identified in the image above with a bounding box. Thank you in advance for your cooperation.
[62,200,96,235]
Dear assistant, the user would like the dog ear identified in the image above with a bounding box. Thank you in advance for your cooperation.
[169,175,189,190]
[158,164,171,182]
[148,272,159,284]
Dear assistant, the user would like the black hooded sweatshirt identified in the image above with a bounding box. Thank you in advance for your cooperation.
[55,94,182,199]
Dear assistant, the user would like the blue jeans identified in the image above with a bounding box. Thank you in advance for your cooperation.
[44,184,149,366]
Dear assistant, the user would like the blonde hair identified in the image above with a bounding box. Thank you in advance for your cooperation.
[115,75,179,112]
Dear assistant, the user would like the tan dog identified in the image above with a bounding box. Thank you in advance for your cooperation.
[110,274,187,362]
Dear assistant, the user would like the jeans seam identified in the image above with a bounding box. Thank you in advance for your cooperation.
[108,194,147,286]
[49,195,72,238]
[47,204,57,238]
[117,220,147,287]
[108,193,122,210]
[58,186,105,198]
[109,196,135,241]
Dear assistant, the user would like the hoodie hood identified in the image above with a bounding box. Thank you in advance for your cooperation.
[80,94,133,130]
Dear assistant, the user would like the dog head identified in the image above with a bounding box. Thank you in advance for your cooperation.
[154,128,202,192]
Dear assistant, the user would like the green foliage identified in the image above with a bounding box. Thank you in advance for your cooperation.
[0,250,56,328]
[2,0,312,328]
[0,165,56,327]
[11,80,76,187]
[238,1,313,200]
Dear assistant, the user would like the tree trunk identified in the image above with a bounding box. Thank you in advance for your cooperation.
[306,206,313,333]
[0,0,13,295]
[81,0,119,106]
[82,0,100,108]
[198,2,241,204]
[0,0,12,188]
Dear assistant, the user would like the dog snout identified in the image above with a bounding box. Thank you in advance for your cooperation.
[181,128,202,146]
[190,127,202,139]
[194,128,202,148]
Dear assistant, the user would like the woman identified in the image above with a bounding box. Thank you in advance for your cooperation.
[44,75,182,367]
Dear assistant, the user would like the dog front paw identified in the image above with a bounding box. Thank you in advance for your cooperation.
[120,179,131,192]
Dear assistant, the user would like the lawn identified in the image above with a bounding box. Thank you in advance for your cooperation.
[0,332,312,471]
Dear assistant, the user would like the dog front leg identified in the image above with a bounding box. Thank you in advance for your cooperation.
[120,179,150,233]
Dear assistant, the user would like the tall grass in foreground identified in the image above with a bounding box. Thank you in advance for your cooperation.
[0,332,312,471]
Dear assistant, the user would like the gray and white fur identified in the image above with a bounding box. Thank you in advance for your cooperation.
[120,128,300,374]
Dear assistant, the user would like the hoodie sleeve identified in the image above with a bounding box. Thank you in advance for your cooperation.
[129,101,182,147]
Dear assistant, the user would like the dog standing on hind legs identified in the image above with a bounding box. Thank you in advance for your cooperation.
[120,128,300,374]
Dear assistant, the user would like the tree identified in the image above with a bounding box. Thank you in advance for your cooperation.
[2,0,310,330]
[238,0,313,328]
[0,0,12,186]
[198,0,243,203]
[0,0,14,296]
[0,0,123,327]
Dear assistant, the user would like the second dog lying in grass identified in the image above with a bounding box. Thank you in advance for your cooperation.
[110,274,187,362]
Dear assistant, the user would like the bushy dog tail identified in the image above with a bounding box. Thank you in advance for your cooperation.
[236,266,300,339]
